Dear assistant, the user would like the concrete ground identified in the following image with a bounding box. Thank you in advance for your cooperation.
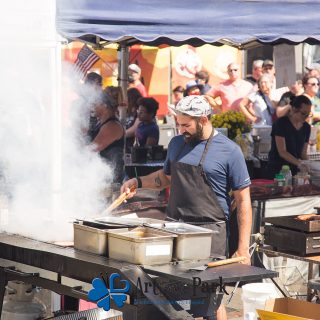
[224,285,243,320]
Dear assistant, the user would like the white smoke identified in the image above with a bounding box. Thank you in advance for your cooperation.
[0,0,113,241]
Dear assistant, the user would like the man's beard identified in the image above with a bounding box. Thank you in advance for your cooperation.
[183,121,203,145]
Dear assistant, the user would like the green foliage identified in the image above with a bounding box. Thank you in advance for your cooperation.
[211,111,251,140]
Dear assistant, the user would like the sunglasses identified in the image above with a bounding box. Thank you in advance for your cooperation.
[299,111,311,118]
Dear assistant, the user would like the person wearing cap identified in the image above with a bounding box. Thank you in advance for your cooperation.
[207,62,253,112]
[262,59,276,89]
[128,63,147,97]
[184,80,201,96]
[121,95,252,319]
[245,59,264,86]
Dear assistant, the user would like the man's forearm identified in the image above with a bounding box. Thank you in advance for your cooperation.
[237,198,252,253]
[233,187,252,254]
[139,169,171,190]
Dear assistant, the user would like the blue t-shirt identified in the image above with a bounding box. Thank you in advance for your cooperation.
[136,121,159,147]
[163,133,251,217]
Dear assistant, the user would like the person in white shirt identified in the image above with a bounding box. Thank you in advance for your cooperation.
[239,74,276,125]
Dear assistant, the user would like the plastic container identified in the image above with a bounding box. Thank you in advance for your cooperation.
[280,165,292,186]
[242,282,279,320]
[274,174,285,187]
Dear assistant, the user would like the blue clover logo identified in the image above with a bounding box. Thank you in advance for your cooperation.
[88,273,131,311]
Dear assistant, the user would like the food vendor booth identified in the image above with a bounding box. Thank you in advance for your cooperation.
[2,1,320,319]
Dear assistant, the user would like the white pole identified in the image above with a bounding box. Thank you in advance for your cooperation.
[117,44,130,124]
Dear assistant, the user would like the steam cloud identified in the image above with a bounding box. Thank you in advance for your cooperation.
[0,0,113,241]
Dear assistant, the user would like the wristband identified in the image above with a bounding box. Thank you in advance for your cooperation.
[136,177,142,188]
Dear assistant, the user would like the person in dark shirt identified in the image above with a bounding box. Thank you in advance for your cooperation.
[135,97,159,147]
[267,95,312,178]
[277,80,304,118]
[125,88,143,152]
[195,70,212,94]
[90,91,125,183]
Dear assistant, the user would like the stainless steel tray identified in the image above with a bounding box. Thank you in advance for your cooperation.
[147,222,213,235]
[146,222,213,260]
[73,222,110,256]
[108,226,176,265]
[94,216,164,227]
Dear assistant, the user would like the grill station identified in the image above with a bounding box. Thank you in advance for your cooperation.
[264,210,320,256]
[0,215,277,320]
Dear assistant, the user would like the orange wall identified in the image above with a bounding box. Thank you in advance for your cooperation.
[62,43,241,116]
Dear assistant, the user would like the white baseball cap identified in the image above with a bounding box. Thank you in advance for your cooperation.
[170,96,212,117]
[128,63,141,74]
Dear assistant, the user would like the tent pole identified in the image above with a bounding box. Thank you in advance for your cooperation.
[118,44,129,100]
[168,47,173,106]
[117,44,129,123]
[118,44,130,167]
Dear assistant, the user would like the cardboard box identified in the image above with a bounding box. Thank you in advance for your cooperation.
[257,298,320,320]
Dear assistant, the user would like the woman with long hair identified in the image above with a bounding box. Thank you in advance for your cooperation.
[266,95,312,178]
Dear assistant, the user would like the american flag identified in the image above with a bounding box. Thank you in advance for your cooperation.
[74,45,100,79]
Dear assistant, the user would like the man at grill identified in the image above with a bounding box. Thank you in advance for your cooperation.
[121,95,252,320]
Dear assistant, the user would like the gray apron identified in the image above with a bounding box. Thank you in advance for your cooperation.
[166,131,228,257]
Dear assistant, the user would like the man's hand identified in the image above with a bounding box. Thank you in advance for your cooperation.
[120,178,138,199]
[232,249,251,265]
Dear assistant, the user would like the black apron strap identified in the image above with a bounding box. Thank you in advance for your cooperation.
[199,129,215,167]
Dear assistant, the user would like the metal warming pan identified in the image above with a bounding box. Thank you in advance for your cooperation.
[108,226,177,265]
[146,222,214,260]
[73,217,165,256]
[73,220,134,256]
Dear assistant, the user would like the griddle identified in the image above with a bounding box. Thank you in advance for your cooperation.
[264,225,320,256]
[263,211,320,256]
[263,215,320,233]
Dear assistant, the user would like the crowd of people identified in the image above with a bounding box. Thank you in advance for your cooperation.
[78,63,160,184]
[172,59,320,180]
[78,58,320,184]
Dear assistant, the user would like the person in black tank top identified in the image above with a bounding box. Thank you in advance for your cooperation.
[90,91,125,184]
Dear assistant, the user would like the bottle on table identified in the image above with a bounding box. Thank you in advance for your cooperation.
[280,165,292,186]
[274,173,286,187]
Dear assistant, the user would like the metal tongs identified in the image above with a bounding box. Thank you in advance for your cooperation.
[103,185,136,214]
